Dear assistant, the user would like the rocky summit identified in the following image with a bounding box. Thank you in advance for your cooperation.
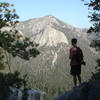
[16,15,88,47]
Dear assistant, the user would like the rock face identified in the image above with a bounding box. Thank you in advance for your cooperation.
[53,82,100,100]
[16,15,87,47]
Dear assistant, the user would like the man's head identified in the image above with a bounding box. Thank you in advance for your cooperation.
[71,38,77,46]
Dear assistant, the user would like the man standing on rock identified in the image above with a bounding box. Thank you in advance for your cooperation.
[69,38,85,87]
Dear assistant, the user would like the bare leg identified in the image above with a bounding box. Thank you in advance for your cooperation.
[77,75,81,85]
[73,75,77,86]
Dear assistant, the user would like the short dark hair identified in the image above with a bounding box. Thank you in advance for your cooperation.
[71,38,77,44]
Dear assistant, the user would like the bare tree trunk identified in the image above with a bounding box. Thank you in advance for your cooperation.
[5,51,12,73]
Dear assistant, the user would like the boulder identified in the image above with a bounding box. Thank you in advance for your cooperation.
[53,82,100,100]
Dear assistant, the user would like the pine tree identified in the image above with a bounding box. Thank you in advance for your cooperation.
[84,0,100,49]
[83,0,100,80]
[0,2,40,99]
[0,2,40,72]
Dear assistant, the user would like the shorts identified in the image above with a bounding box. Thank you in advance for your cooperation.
[70,65,81,76]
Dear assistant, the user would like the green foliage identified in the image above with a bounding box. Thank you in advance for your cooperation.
[0,1,40,99]
[83,0,100,82]
[0,1,40,72]
[84,0,100,49]
[0,2,19,28]
[91,71,100,81]
[90,59,100,81]
[0,71,27,100]
[86,0,100,33]
[0,1,40,61]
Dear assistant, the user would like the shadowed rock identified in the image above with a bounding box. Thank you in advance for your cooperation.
[53,82,100,100]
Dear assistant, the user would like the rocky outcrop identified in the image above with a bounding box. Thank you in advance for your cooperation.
[8,87,44,100]
[53,82,100,100]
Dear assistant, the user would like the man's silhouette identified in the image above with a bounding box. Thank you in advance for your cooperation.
[69,38,84,87]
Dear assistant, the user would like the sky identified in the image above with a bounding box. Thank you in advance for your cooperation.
[1,0,91,28]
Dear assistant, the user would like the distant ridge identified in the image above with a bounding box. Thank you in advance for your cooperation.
[16,15,88,47]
